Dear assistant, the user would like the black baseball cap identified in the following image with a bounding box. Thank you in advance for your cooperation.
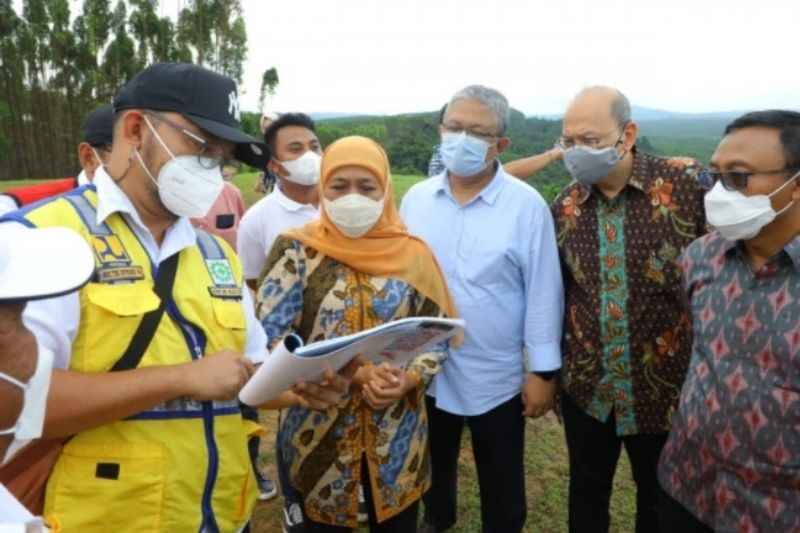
[114,62,267,168]
[82,104,114,147]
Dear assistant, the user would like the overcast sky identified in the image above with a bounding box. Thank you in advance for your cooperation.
[235,0,799,116]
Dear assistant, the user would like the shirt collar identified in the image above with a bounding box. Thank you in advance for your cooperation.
[433,160,506,206]
[93,166,197,254]
[781,236,800,271]
[273,185,317,212]
[721,233,800,273]
[76,170,90,187]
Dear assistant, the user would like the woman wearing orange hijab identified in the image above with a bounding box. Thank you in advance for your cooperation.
[255,136,457,532]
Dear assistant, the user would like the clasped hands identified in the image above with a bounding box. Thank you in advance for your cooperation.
[353,362,418,410]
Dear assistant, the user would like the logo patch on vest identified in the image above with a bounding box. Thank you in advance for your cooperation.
[206,259,234,285]
[91,235,131,266]
[205,258,242,299]
[90,235,145,283]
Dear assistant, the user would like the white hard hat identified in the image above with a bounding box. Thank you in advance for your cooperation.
[0,225,95,302]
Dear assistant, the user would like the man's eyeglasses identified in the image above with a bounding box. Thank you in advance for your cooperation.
[440,124,500,142]
[144,111,228,169]
[701,168,800,191]
[557,124,627,150]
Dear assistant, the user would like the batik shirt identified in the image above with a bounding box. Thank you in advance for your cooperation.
[552,149,708,435]
[255,235,447,527]
[658,232,800,532]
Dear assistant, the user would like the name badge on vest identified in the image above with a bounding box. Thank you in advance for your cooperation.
[91,235,145,284]
[205,258,242,299]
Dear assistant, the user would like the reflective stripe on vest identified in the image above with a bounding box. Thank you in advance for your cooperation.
[19,188,256,533]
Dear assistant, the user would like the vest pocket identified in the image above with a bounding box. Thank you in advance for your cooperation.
[46,441,166,531]
[80,283,161,372]
[211,298,247,330]
[85,282,160,316]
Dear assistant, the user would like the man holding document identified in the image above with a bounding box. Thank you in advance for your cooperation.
[255,136,459,532]
[1,62,352,532]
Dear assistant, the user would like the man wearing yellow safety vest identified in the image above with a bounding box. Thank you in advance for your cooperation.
[0,63,353,532]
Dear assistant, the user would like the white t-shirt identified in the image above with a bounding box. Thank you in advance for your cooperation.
[237,187,319,281]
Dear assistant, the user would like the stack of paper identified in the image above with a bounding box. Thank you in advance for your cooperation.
[240,317,464,406]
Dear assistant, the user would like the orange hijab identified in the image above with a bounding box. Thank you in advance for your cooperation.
[284,136,459,322]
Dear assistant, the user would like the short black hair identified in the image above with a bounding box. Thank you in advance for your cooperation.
[263,112,316,157]
[724,110,800,168]
[83,104,115,149]
[437,104,447,125]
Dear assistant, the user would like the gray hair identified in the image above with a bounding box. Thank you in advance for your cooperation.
[575,85,632,127]
[445,85,511,136]
[611,90,632,126]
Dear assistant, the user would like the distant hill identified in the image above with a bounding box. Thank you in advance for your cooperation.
[537,106,743,122]
[630,107,742,121]
[309,112,367,121]
[313,106,745,125]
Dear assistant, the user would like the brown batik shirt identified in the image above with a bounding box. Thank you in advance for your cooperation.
[552,148,709,435]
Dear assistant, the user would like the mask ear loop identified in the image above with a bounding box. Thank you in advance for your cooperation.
[769,169,800,216]
[125,114,179,187]
[0,371,25,436]
[270,156,289,180]
[142,115,179,159]
[90,147,105,168]
[614,121,631,161]
[108,114,170,185]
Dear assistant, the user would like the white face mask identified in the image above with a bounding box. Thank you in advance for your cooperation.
[323,193,384,238]
[278,151,322,186]
[704,170,799,241]
[137,116,224,218]
[0,344,53,465]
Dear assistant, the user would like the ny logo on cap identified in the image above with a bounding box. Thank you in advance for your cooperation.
[228,91,241,121]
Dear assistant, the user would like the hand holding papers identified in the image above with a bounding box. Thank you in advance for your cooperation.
[239,317,464,406]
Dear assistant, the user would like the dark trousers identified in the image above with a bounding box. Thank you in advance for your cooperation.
[301,456,419,533]
[657,486,713,533]
[275,430,301,505]
[422,394,526,533]
[561,392,666,533]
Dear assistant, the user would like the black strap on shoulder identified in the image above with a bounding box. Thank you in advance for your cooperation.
[110,253,180,372]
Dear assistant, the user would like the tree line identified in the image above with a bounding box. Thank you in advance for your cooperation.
[0,0,252,180]
[311,111,716,201]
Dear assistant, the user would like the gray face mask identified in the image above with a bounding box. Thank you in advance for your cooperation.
[562,127,627,185]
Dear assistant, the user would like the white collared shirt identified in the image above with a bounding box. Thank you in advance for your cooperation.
[76,170,90,187]
[20,166,268,369]
[237,186,319,281]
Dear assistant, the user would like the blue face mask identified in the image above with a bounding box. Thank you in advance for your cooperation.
[440,132,491,177]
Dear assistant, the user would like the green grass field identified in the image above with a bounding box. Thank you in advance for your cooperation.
[1,172,636,532]
[0,173,423,207]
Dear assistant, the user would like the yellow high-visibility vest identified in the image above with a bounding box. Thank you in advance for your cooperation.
[11,187,258,532]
